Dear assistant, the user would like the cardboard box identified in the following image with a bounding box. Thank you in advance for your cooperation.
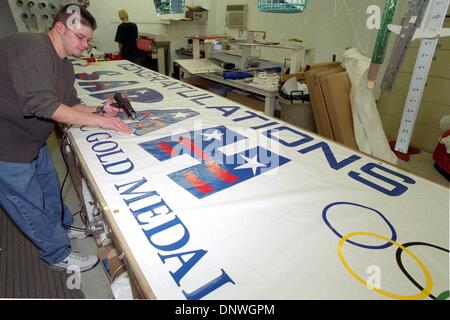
[98,244,126,282]
[320,72,358,149]
[305,61,342,71]
[305,67,344,139]
[304,61,358,149]
[186,9,208,22]
[227,90,265,112]
[280,70,306,83]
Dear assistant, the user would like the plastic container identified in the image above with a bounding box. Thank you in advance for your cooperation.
[279,95,316,132]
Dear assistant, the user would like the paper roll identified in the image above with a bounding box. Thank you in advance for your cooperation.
[440,115,450,132]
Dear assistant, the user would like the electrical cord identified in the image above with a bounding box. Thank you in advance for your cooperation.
[72,204,88,226]
[72,204,86,217]
[75,204,88,226]
[59,125,87,232]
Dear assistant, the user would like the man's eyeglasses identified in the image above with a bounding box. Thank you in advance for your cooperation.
[66,28,92,45]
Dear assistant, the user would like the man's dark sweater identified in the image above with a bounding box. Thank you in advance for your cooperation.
[0,33,80,163]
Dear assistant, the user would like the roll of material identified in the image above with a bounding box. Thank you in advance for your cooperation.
[440,115,450,131]
[210,58,235,70]
[221,62,235,70]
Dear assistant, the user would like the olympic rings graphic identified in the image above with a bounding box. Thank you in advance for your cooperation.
[338,232,433,300]
[323,202,397,249]
[396,242,449,300]
[323,201,448,300]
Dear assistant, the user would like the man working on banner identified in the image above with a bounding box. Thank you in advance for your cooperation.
[0,4,132,272]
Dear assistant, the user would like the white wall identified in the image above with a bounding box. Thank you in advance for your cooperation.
[6,0,412,87]
[6,0,410,64]
[86,0,210,56]
[204,0,411,97]
[84,0,408,65]
[207,0,409,64]
[8,0,72,33]
[84,0,211,76]
[6,0,212,76]
[341,0,409,97]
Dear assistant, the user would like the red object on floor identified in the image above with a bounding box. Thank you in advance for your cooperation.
[137,36,153,51]
[432,129,450,176]
[389,140,421,161]
[105,53,123,61]
[110,53,123,61]
[82,57,97,63]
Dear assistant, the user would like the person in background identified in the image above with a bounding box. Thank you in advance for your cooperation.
[0,4,132,272]
[115,9,140,63]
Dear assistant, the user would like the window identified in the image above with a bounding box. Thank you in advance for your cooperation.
[154,0,185,14]
[258,0,309,14]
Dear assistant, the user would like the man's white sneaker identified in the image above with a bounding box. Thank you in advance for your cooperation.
[50,251,99,272]
[67,228,88,240]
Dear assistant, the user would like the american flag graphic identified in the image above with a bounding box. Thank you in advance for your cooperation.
[139,126,290,198]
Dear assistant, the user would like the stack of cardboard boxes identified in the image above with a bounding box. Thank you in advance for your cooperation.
[304,62,358,150]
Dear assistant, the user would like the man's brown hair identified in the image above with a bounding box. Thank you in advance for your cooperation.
[52,3,97,30]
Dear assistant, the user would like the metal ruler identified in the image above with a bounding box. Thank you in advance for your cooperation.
[372,0,399,65]
[367,0,399,89]
[382,0,429,91]
[394,0,450,153]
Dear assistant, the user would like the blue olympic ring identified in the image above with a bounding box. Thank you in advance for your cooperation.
[322,201,397,249]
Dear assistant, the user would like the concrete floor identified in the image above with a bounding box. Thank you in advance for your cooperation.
[396,150,448,187]
[48,131,448,299]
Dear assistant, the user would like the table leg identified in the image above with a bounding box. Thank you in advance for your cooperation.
[265,96,275,116]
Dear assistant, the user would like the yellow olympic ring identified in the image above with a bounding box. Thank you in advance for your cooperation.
[338,232,433,300]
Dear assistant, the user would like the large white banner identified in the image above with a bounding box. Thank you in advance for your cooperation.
[70,61,449,300]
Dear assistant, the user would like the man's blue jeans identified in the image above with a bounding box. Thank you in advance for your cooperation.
[0,145,73,264]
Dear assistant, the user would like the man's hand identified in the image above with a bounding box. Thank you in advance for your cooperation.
[52,104,133,135]
[99,116,134,134]
[101,99,121,117]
